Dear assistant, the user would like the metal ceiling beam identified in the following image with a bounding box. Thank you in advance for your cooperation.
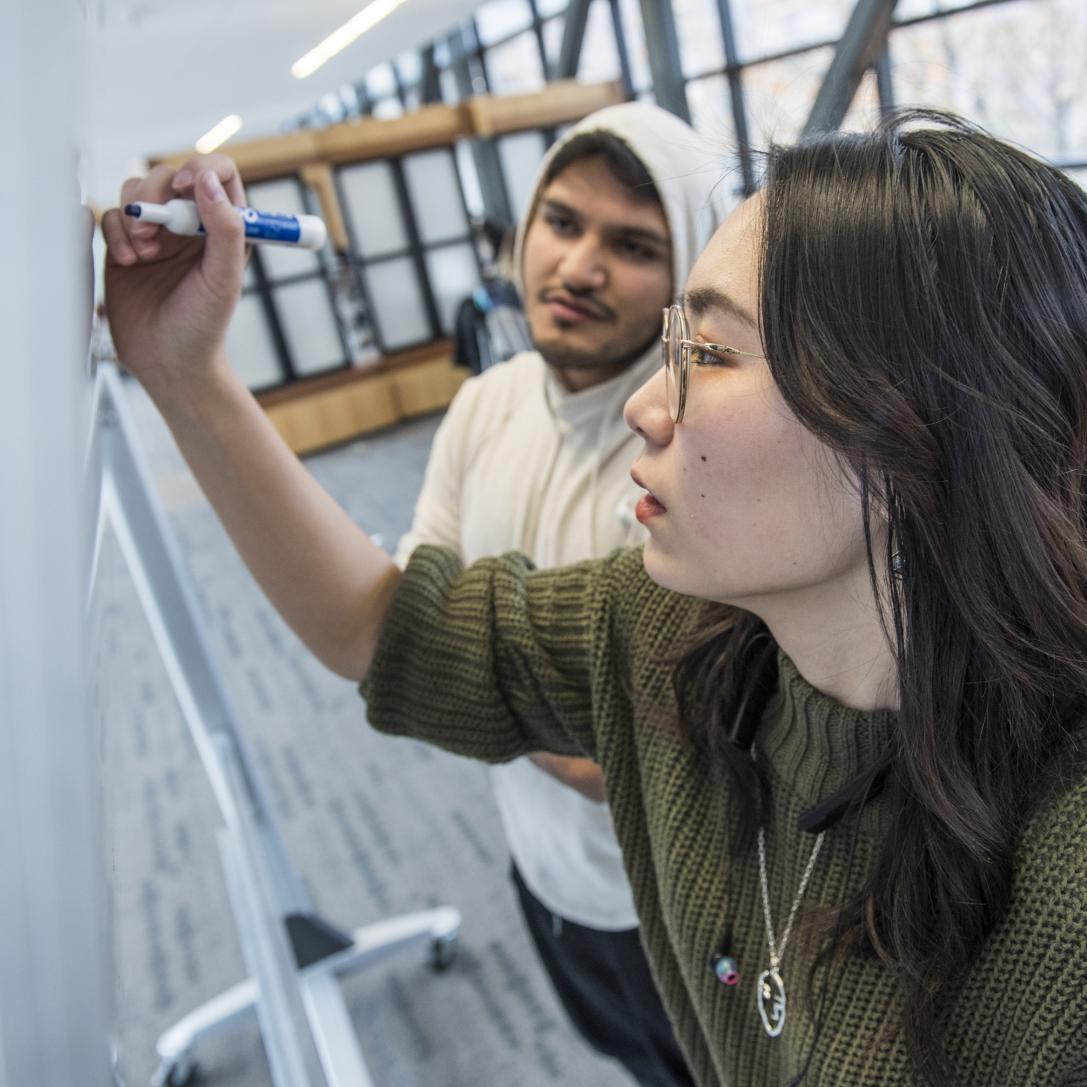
[874,43,895,113]
[714,0,756,194]
[607,0,636,98]
[637,0,690,122]
[447,26,515,227]
[420,44,442,104]
[555,0,593,79]
[801,0,898,137]
[526,0,551,77]
[353,80,373,117]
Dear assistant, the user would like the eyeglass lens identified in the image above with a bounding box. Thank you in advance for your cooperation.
[664,307,685,421]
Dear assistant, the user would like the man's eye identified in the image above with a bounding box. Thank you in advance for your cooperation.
[546,213,577,235]
[616,240,656,261]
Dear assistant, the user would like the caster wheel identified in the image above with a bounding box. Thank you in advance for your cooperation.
[428,935,458,972]
[152,1056,200,1087]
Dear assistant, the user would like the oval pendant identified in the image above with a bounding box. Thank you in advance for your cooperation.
[756,968,786,1037]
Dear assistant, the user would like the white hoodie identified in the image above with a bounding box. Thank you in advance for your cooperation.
[396,102,729,928]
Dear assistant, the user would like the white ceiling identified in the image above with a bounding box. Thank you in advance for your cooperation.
[84,0,485,204]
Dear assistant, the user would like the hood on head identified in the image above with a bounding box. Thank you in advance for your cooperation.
[513,101,734,303]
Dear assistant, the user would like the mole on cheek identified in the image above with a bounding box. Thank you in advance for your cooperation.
[700,455,707,463]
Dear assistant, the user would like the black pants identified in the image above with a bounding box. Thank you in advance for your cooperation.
[511,864,695,1087]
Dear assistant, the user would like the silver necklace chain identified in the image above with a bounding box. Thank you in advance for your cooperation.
[751,745,826,1038]
[757,825,825,970]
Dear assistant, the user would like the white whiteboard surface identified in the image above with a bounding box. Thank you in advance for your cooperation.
[0,3,112,1086]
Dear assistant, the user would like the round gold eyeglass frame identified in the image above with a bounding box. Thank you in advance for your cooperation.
[661,304,765,423]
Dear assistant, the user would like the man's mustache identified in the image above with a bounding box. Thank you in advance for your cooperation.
[537,287,615,322]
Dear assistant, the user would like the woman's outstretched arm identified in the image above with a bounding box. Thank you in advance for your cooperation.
[102,155,399,680]
[145,361,400,680]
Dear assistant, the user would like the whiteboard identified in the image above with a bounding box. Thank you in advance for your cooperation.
[0,3,112,1085]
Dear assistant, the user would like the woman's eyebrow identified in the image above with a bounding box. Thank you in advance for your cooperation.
[682,286,758,331]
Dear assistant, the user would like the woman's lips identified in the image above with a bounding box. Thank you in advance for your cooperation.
[635,494,667,523]
[631,470,666,523]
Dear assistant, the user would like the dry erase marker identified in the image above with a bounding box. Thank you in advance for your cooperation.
[124,199,327,250]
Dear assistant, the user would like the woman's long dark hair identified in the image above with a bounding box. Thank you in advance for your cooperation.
[673,111,1087,1085]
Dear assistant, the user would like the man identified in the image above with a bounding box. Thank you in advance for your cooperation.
[395,102,726,1087]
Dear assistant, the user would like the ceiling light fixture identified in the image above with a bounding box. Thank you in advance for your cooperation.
[195,114,243,154]
[291,0,407,79]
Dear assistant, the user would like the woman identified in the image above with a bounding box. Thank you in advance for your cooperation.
[103,111,1087,1086]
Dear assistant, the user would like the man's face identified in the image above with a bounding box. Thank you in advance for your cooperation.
[521,154,673,392]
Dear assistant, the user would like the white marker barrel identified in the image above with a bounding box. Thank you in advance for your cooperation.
[124,199,327,251]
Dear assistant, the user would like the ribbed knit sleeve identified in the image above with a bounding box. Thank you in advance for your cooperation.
[360,543,642,763]
[358,542,1087,1087]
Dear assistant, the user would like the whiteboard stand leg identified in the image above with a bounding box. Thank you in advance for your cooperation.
[91,365,462,1087]
[151,906,461,1087]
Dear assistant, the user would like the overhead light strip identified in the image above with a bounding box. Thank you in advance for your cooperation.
[195,114,243,153]
[291,0,408,79]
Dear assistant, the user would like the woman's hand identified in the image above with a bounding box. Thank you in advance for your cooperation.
[101,155,247,388]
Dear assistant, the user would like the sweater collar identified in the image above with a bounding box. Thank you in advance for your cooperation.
[756,650,898,822]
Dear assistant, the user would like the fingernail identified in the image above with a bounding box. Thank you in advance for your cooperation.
[172,169,193,188]
[202,171,225,203]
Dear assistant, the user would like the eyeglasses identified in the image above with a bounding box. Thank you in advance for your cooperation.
[661,304,765,423]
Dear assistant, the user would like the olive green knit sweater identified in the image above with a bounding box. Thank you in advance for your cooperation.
[360,544,1087,1087]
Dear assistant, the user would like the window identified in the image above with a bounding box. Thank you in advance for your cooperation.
[337,151,481,352]
[579,0,625,83]
[486,30,548,92]
[454,142,486,218]
[741,47,834,151]
[404,152,471,244]
[673,0,726,77]
[728,0,854,63]
[687,74,733,141]
[535,0,567,18]
[890,0,1087,158]
[366,64,400,101]
[227,178,347,389]
[840,69,882,134]
[224,295,284,390]
[476,0,534,45]
[498,131,550,222]
[895,0,987,20]
[292,0,1087,388]
[618,0,653,93]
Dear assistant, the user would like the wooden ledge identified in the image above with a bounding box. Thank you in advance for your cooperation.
[467,80,623,137]
[257,340,466,456]
[149,83,625,183]
[255,339,453,407]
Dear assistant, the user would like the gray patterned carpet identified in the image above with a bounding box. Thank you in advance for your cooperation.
[92,380,630,1087]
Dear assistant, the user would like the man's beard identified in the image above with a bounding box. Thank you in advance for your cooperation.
[535,323,660,377]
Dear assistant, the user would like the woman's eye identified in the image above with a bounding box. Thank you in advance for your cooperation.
[691,345,732,367]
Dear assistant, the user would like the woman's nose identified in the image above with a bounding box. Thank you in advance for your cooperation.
[624,366,674,447]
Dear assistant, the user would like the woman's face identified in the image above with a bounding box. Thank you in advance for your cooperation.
[624,195,876,611]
